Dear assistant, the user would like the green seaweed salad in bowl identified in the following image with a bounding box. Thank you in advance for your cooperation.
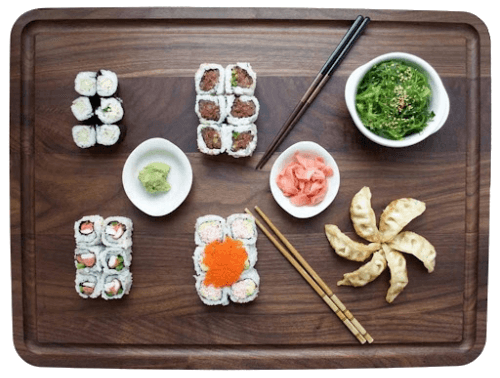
[345,52,449,147]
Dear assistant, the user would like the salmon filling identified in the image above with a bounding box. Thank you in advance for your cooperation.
[79,221,94,235]
[76,253,96,268]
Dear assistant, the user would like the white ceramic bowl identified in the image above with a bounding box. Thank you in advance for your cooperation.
[122,138,193,217]
[270,141,340,219]
[345,52,450,147]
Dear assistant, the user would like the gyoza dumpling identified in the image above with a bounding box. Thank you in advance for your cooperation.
[379,198,426,243]
[382,244,408,303]
[337,250,387,287]
[388,231,436,273]
[325,224,380,262]
[350,187,382,243]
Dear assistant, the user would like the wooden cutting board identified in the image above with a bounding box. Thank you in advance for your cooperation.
[10,7,490,369]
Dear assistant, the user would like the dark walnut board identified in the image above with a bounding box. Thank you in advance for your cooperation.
[10,7,490,369]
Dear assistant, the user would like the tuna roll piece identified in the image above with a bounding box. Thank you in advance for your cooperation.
[226,95,259,125]
[195,95,227,124]
[223,124,258,158]
[195,63,225,95]
[197,124,225,155]
[225,63,256,96]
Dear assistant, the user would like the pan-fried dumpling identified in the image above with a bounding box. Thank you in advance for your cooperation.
[325,224,380,262]
[382,245,408,303]
[388,231,436,273]
[350,187,382,243]
[337,250,387,287]
[379,198,425,243]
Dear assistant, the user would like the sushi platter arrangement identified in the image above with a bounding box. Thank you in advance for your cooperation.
[10,7,490,370]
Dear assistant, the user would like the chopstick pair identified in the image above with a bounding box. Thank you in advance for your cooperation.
[255,15,371,170]
[245,206,373,344]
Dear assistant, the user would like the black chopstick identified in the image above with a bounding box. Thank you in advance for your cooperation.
[255,16,370,170]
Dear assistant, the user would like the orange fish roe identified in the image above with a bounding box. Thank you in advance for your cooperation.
[203,237,248,288]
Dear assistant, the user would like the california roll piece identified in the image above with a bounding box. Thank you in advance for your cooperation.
[227,213,258,245]
[196,124,225,155]
[229,268,260,304]
[195,95,227,124]
[96,124,121,146]
[95,97,124,124]
[225,95,259,125]
[71,96,94,121]
[195,274,230,306]
[195,63,225,95]
[195,215,226,245]
[74,215,104,245]
[74,244,104,273]
[223,124,258,158]
[74,71,97,96]
[102,216,133,249]
[75,272,102,299]
[225,63,256,96]
[99,247,132,273]
[102,270,133,300]
[96,69,118,97]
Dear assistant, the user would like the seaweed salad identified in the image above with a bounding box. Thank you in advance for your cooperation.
[355,59,435,140]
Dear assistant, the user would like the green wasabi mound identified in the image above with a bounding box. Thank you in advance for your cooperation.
[138,162,171,194]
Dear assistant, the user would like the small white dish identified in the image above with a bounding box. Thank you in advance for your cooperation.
[122,138,193,217]
[345,52,450,147]
[270,141,340,219]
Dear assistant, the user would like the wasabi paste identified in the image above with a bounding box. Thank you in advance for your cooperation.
[138,162,171,194]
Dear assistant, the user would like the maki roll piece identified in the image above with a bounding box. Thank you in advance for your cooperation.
[102,270,133,300]
[197,124,225,155]
[74,245,104,273]
[96,124,121,146]
[195,274,230,306]
[95,97,124,124]
[75,272,102,299]
[74,71,97,96]
[100,247,132,273]
[193,246,209,275]
[71,96,94,121]
[194,215,226,245]
[229,269,260,304]
[102,216,133,249]
[225,63,257,96]
[96,69,118,97]
[226,95,259,125]
[227,213,258,245]
[223,124,258,158]
[74,215,104,245]
[194,63,225,95]
[195,95,226,124]
[72,125,97,149]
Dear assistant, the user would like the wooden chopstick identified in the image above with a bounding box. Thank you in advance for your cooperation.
[255,16,371,170]
[245,207,373,344]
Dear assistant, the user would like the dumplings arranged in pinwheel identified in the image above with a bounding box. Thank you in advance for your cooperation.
[325,187,436,303]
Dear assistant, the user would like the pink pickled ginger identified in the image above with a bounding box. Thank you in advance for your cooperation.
[276,152,333,206]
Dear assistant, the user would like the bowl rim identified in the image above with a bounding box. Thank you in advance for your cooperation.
[345,52,450,148]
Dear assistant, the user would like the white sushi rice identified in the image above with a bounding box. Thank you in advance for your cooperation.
[97,69,118,97]
[196,124,226,156]
[195,94,227,125]
[96,124,121,146]
[225,95,259,125]
[222,123,258,158]
[95,97,124,124]
[74,71,97,96]
[225,62,257,96]
[194,63,225,95]
[71,96,94,121]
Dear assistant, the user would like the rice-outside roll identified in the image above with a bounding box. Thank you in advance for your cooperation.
[74,71,97,96]
[95,97,124,124]
[99,247,132,273]
[71,96,94,121]
[74,215,104,245]
[194,215,226,245]
[96,124,121,146]
[195,95,227,125]
[195,63,225,95]
[96,69,118,97]
[101,269,133,300]
[225,95,259,125]
[102,216,133,249]
[74,244,104,273]
[229,268,260,304]
[196,124,225,155]
[223,123,258,158]
[227,213,258,245]
[225,63,257,96]
[194,274,230,306]
[75,272,102,299]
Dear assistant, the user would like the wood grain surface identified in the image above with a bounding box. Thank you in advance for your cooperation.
[10,7,490,369]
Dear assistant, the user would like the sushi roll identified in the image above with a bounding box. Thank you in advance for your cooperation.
[194,63,225,95]
[194,274,230,306]
[194,215,226,245]
[196,124,225,155]
[229,268,260,304]
[195,95,227,124]
[99,247,132,273]
[71,96,94,121]
[74,244,104,273]
[102,216,133,249]
[225,63,256,96]
[225,95,259,125]
[74,71,97,96]
[96,124,121,146]
[227,213,258,245]
[75,272,102,299]
[223,124,258,158]
[96,69,118,97]
[74,215,104,245]
[72,125,97,149]
[102,270,133,300]
[95,97,124,124]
